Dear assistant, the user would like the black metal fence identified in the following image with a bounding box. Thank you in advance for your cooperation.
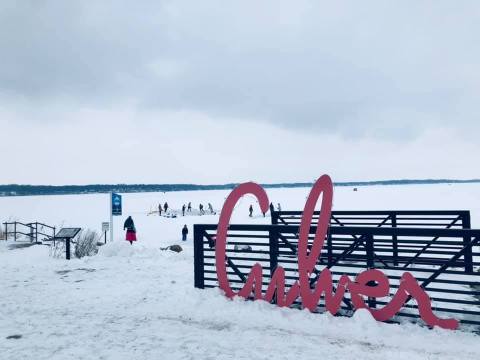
[273,210,471,229]
[2,221,56,242]
[194,211,480,331]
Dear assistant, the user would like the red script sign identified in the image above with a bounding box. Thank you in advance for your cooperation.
[215,175,458,330]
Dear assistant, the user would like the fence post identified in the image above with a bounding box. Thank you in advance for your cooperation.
[269,226,279,304]
[269,227,279,277]
[14,222,16,241]
[66,239,71,260]
[462,212,473,273]
[3,223,7,241]
[327,231,333,267]
[29,224,34,243]
[271,211,278,225]
[391,213,398,266]
[193,225,205,289]
[365,234,376,308]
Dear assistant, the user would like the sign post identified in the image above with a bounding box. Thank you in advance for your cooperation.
[110,192,122,242]
[102,222,110,244]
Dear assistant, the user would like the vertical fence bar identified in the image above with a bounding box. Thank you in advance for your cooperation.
[365,234,374,269]
[3,223,6,241]
[14,222,16,241]
[271,211,278,225]
[269,227,279,277]
[193,225,205,289]
[365,234,377,308]
[461,212,473,273]
[327,231,333,267]
[391,213,398,266]
[269,226,279,304]
[29,224,34,243]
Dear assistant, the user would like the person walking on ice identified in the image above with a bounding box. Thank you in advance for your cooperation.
[123,216,137,245]
[208,203,214,214]
[158,203,162,216]
[277,203,282,212]
[182,225,188,241]
[249,204,253,217]
[188,202,192,212]
[182,204,186,216]
[199,204,205,215]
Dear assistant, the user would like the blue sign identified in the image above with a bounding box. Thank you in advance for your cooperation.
[112,193,122,216]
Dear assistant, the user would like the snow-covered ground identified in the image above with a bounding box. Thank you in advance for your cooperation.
[1,183,479,359]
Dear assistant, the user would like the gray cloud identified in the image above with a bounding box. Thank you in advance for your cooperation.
[1,0,480,141]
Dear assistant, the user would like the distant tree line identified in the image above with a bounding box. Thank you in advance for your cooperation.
[0,179,479,197]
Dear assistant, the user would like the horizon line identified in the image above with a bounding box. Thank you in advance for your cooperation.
[1,178,480,197]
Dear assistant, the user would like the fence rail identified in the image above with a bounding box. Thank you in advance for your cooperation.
[2,222,56,243]
[273,210,472,270]
[194,219,480,331]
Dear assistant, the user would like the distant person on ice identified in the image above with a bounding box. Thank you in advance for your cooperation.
[187,202,192,212]
[182,204,186,216]
[199,204,205,215]
[164,202,169,213]
[208,203,214,214]
[249,205,253,217]
[158,203,162,216]
[123,216,137,245]
[182,225,188,241]
[277,203,282,212]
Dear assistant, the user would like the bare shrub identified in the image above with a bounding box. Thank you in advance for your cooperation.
[49,241,66,259]
[74,230,99,259]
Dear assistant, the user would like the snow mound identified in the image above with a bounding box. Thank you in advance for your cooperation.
[98,241,136,257]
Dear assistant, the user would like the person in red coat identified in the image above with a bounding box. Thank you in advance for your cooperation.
[123,216,137,244]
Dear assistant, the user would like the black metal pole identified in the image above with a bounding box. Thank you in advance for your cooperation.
[268,227,279,304]
[271,210,278,225]
[269,227,279,277]
[104,230,107,244]
[193,225,205,289]
[327,231,333,267]
[391,213,398,266]
[365,234,376,308]
[66,238,70,260]
[462,212,473,273]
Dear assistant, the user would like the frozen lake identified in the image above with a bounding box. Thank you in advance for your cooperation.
[2,183,480,246]
[1,183,479,359]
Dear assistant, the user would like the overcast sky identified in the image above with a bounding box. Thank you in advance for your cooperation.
[1,1,479,185]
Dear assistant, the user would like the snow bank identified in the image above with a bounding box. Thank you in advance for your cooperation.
[1,184,480,359]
